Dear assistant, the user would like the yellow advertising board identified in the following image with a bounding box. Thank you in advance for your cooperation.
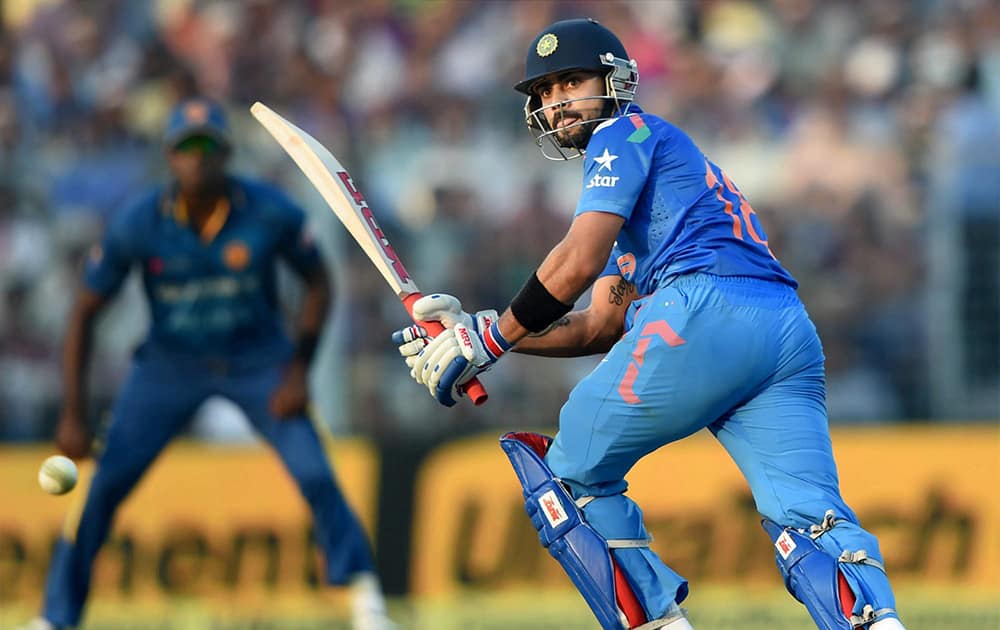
[0,439,377,607]
[410,425,1000,597]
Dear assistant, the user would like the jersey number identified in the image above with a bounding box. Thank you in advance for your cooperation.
[705,161,775,259]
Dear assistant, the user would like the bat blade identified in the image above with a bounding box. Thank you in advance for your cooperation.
[250,102,417,298]
[250,101,487,405]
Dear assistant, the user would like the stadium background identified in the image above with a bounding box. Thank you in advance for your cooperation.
[0,0,997,628]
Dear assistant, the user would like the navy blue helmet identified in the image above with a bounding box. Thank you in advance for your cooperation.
[515,18,631,95]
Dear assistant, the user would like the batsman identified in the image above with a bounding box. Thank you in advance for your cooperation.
[394,18,907,630]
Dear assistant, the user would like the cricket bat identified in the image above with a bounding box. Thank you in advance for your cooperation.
[250,101,488,405]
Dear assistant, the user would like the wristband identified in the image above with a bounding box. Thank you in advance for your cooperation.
[510,272,573,333]
[482,321,514,360]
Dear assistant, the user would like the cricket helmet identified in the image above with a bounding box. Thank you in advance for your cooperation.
[515,18,639,160]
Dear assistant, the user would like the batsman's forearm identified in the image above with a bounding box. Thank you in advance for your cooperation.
[535,210,623,306]
[536,240,605,306]
[497,212,622,348]
[498,243,603,345]
[513,311,617,357]
[513,312,590,357]
[510,273,632,357]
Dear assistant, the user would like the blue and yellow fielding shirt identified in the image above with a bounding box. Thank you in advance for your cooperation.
[84,176,321,360]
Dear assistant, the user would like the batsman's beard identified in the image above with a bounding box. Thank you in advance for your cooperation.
[550,100,615,148]
[554,118,597,148]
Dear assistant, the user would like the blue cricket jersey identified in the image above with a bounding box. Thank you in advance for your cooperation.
[577,105,797,295]
[84,176,321,361]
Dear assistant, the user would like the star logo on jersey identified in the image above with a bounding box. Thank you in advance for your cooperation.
[593,148,618,172]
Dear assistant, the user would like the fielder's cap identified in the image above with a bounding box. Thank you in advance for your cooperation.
[164,98,231,150]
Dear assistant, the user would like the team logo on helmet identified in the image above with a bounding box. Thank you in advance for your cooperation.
[536,33,558,57]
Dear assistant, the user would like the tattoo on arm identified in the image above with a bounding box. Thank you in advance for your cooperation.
[608,278,636,306]
[527,315,572,337]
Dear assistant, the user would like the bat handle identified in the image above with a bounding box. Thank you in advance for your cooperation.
[402,293,488,406]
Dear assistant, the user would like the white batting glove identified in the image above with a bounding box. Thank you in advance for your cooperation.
[391,294,505,406]
[395,294,497,368]
[392,325,426,366]
[411,294,470,328]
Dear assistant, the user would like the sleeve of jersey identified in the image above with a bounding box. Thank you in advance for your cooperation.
[575,115,655,221]
[82,213,135,296]
[278,202,323,276]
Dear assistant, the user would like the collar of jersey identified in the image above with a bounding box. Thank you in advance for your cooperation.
[173,196,230,243]
[588,102,644,140]
[165,177,240,243]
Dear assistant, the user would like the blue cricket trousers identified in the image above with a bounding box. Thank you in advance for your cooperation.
[43,352,374,626]
[545,273,897,621]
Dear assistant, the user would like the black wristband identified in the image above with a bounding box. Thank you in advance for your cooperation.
[510,272,573,333]
[294,333,319,363]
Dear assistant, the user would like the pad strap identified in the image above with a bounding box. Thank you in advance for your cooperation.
[810,510,841,539]
[607,538,653,549]
[850,605,897,627]
[577,495,652,550]
[838,550,885,572]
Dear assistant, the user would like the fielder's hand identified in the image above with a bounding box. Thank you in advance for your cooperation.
[392,294,508,406]
[55,409,92,459]
[270,362,309,419]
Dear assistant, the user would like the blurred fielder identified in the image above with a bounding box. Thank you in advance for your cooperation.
[21,98,393,630]
[395,18,906,630]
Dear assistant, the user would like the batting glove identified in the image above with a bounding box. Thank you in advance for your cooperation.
[391,294,511,406]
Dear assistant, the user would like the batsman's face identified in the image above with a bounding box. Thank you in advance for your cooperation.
[168,135,229,195]
[534,72,605,147]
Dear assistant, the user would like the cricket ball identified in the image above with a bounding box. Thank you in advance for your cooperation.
[38,455,78,495]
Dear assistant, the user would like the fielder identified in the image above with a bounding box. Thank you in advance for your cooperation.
[21,98,392,630]
[394,18,906,630]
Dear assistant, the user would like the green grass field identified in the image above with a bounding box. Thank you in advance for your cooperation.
[409,587,997,630]
[2,587,997,629]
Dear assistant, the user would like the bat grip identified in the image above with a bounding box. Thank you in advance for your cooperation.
[402,293,488,406]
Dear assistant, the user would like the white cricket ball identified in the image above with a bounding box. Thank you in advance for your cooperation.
[38,455,78,495]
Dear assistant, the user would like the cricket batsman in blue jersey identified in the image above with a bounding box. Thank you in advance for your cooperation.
[22,98,393,630]
[394,18,907,630]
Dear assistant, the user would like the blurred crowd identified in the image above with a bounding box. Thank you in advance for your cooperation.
[0,0,997,443]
